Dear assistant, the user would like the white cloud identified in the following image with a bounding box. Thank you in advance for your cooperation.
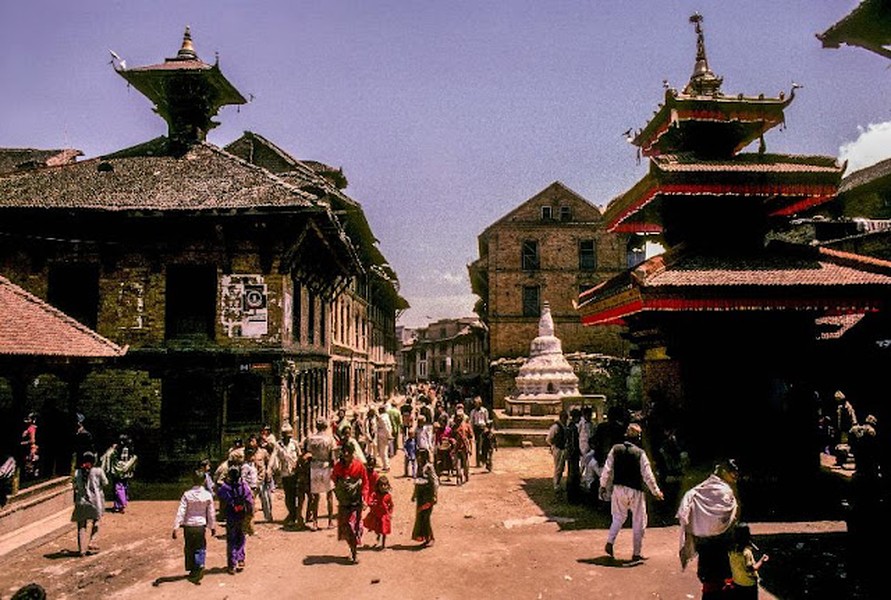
[839,121,891,174]
[418,270,469,289]
[397,293,478,329]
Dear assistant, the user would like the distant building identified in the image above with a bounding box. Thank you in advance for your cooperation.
[0,148,82,174]
[0,29,403,466]
[469,181,635,406]
[399,317,488,398]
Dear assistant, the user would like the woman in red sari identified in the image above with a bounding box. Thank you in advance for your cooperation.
[331,444,368,563]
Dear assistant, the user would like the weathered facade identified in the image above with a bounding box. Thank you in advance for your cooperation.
[469,182,634,359]
[469,181,635,407]
[0,30,402,466]
[400,317,488,398]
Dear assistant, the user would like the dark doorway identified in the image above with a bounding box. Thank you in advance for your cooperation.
[165,265,216,340]
[48,263,99,329]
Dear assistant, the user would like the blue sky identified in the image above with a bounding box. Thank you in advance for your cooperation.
[2,1,889,327]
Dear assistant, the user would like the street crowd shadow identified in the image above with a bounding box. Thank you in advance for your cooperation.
[42,549,83,560]
[302,554,355,566]
[151,566,229,587]
[577,556,643,568]
[388,543,426,552]
[519,477,613,531]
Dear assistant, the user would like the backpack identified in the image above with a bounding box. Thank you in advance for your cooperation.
[0,456,15,480]
[552,422,566,450]
[230,487,247,513]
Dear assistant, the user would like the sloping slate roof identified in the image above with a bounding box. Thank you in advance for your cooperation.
[0,139,317,211]
[0,275,126,358]
[0,148,82,175]
[839,156,891,195]
[818,0,891,59]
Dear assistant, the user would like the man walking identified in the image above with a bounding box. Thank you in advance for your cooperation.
[599,423,664,561]
[269,423,300,527]
[546,410,569,492]
[470,397,489,467]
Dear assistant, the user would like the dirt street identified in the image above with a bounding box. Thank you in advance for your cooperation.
[0,447,853,600]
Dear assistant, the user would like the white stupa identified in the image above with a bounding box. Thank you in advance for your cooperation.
[507,301,580,416]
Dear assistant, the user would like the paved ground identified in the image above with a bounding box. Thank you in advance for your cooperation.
[0,447,865,600]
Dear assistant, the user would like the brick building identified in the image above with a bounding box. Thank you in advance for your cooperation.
[399,317,488,398]
[0,29,403,466]
[469,182,634,405]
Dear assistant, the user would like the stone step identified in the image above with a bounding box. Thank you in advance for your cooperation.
[496,429,550,447]
[492,409,555,430]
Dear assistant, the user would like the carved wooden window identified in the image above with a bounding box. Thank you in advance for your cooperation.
[522,285,540,317]
[521,240,540,271]
[579,239,597,271]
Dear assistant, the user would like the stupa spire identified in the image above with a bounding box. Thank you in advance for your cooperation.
[684,13,723,97]
[176,26,197,60]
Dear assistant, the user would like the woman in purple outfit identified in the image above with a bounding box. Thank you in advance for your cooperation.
[216,465,254,574]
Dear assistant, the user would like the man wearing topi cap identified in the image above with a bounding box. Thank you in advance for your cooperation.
[269,423,300,526]
[599,423,664,562]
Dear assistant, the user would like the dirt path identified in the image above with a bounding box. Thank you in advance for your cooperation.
[0,447,852,599]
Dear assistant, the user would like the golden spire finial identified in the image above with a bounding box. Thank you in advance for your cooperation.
[177,26,197,60]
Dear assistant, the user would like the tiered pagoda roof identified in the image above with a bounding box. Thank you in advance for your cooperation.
[578,14,884,331]
[578,242,891,326]
[603,152,842,232]
[608,14,843,236]
[116,27,247,149]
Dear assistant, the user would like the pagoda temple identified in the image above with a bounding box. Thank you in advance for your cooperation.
[578,14,891,479]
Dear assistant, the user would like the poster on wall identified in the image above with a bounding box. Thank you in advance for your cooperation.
[221,275,268,337]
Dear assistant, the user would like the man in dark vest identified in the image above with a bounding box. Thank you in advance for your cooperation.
[546,410,569,492]
[599,423,663,561]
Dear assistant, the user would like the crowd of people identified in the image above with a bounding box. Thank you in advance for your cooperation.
[167,384,494,583]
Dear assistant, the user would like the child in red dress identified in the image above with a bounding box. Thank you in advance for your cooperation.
[363,475,394,549]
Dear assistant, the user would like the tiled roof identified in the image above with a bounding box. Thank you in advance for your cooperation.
[642,246,891,287]
[653,153,841,174]
[0,275,126,358]
[0,139,319,211]
[602,154,843,232]
[0,148,82,175]
[838,156,891,195]
[578,243,891,325]
[818,0,891,60]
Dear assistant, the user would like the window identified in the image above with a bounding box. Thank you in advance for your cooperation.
[308,291,316,345]
[522,285,540,317]
[166,265,216,340]
[48,263,100,330]
[227,374,263,423]
[521,240,540,271]
[559,206,572,221]
[320,300,326,346]
[579,239,597,271]
[540,206,552,220]
[292,280,302,343]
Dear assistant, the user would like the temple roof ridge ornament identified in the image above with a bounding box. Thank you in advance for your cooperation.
[175,26,198,61]
[683,13,723,97]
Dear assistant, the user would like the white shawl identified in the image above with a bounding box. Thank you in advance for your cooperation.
[676,474,739,569]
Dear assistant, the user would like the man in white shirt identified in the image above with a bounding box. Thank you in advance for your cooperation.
[373,405,393,471]
[469,397,490,467]
[270,423,300,526]
[172,469,217,584]
[599,423,663,562]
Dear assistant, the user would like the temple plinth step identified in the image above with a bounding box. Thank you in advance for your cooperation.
[495,428,550,447]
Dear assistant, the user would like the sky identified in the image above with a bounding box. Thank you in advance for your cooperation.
[2,1,890,328]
